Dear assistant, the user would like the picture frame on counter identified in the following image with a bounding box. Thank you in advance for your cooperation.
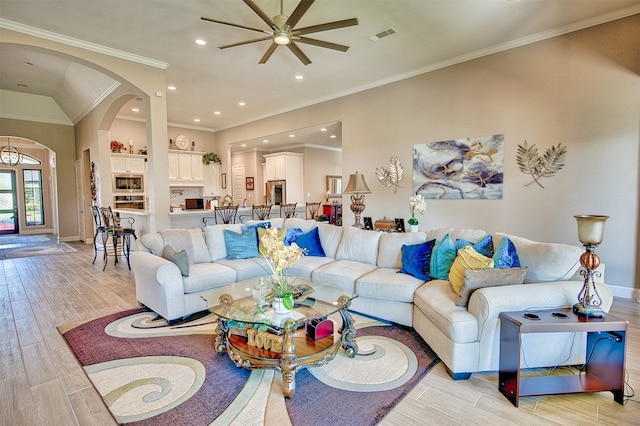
[221,173,227,189]
[246,176,254,190]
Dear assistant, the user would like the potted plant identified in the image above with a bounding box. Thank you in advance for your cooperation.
[110,140,124,153]
[408,194,427,232]
[202,152,222,165]
[259,227,307,313]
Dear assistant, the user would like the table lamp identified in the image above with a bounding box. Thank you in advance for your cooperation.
[343,171,371,228]
[573,214,609,318]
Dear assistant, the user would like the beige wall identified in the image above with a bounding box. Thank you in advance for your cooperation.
[216,16,640,294]
[0,118,75,237]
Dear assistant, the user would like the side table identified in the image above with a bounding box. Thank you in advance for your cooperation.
[499,308,627,407]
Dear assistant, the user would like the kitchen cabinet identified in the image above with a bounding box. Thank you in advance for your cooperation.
[203,163,221,196]
[263,152,304,204]
[111,154,146,174]
[168,151,204,186]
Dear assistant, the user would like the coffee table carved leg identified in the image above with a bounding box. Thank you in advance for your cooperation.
[337,296,358,358]
[215,318,228,354]
[280,321,298,398]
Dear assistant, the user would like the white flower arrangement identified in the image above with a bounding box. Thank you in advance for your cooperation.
[408,194,427,225]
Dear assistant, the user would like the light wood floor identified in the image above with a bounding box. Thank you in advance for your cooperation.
[1,239,639,425]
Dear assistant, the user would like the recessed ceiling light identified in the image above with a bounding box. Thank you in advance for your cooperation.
[194,118,200,122]
[214,111,221,115]
[167,85,177,91]
[195,39,207,46]
[330,135,337,138]
[132,108,140,112]
[238,101,246,107]
[320,128,327,132]
[295,74,304,80]
[263,139,269,143]
[241,144,247,147]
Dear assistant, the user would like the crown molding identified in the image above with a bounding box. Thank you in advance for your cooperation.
[0,18,168,69]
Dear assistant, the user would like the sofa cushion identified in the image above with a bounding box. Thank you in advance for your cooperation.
[224,229,259,260]
[283,218,317,234]
[244,218,284,229]
[430,234,457,280]
[216,257,269,281]
[449,246,495,295]
[492,236,521,268]
[294,227,325,257]
[357,267,426,303]
[336,227,381,265]
[456,267,527,307]
[162,245,190,276]
[316,223,343,259]
[413,280,478,343]
[426,228,487,244]
[140,233,165,256]
[398,240,436,281]
[182,262,237,294]
[311,260,378,294]
[159,229,211,264]
[287,255,334,279]
[377,231,428,268]
[205,224,243,261]
[493,233,582,283]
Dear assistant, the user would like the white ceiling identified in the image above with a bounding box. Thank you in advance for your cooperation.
[1,0,639,145]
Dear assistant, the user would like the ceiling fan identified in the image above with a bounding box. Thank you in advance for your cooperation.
[201,0,358,65]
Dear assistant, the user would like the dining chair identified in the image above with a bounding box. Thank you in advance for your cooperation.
[100,206,137,270]
[306,202,321,220]
[280,203,297,219]
[215,205,239,224]
[252,204,272,220]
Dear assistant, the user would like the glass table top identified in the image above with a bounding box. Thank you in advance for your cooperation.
[201,277,357,331]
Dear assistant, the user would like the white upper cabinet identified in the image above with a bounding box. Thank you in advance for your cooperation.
[111,154,146,174]
[168,151,205,186]
[203,163,221,196]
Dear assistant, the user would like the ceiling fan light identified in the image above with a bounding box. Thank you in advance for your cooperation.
[274,31,290,45]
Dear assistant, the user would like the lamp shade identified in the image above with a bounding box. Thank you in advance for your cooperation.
[343,171,371,194]
[574,215,608,245]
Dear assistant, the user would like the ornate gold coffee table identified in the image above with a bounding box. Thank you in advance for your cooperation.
[203,278,358,398]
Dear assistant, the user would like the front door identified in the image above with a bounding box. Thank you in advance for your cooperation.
[0,170,19,234]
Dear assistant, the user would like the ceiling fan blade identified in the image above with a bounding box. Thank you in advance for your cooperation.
[285,0,315,28]
[219,36,272,49]
[201,17,270,34]
[296,37,349,52]
[287,42,312,65]
[297,18,358,35]
[259,43,279,64]
[244,0,277,30]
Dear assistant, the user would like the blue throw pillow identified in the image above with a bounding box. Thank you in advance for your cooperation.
[430,234,458,280]
[224,229,259,260]
[284,228,304,246]
[493,236,521,268]
[398,239,436,281]
[456,235,494,257]
[294,227,325,257]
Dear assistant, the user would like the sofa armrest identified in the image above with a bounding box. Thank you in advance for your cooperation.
[131,251,187,320]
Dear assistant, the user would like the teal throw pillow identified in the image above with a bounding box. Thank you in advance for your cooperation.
[456,234,494,257]
[162,245,190,276]
[430,234,457,280]
[398,239,436,281]
[493,236,521,268]
[242,222,271,245]
[294,227,325,257]
[224,229,259,260]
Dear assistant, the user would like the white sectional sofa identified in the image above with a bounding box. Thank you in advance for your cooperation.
[131,218,613,379]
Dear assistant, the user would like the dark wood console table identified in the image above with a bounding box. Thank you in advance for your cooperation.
[499,308,627,407]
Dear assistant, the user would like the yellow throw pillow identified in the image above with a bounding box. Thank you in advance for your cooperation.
[449,246,494,295]
[257,227,286,256]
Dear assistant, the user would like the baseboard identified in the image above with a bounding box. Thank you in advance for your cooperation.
[608,284,640,301]
[59,235,80,242]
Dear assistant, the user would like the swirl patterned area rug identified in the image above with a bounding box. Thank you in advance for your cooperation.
[60,308,439,425]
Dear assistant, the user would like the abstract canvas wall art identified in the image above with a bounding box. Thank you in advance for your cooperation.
[413,134,504,199]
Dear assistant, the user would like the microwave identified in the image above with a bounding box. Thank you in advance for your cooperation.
[113,174,144,193]
[185,198,204,210]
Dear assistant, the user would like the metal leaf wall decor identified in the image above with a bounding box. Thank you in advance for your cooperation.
[376,156,404,193]
[516,140,567,188]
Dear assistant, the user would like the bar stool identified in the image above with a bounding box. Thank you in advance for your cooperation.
[100,206,137,270]
[306,202,321,220]
[89,205,107,265]
[252,204,272,220]
[280,203,297,219]
[214,205,239,224]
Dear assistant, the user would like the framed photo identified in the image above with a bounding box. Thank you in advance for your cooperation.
[245,177,254,190]
[395,218,405,233]
[363,217,373,230]
[221,173,227,189]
